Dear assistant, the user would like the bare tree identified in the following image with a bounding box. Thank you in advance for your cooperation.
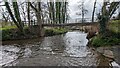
[30,2,43,36]
[97,1,119,35]
[12,1,25,34]
[92,0,97,23]
[27,2,31,31]
[5,2,24,33]
[76,1,88,23]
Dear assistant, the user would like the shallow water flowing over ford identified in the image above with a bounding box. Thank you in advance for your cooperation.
[1,31,120,66]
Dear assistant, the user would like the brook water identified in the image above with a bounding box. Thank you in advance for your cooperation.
[1,31,120,67]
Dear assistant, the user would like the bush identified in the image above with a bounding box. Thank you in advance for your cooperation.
[45,29,54,36]
[91,36,120,47]
[2,29,12,40]
[108,20,120,33]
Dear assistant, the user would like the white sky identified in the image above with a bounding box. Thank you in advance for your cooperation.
[0,0,119,20]
[68,0,119,19]
[68,0,97,19]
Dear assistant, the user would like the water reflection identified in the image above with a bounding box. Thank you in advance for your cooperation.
[2,31,119,66]
[40,35,66,53]
[39,31,90,57]
[63,31,89,57]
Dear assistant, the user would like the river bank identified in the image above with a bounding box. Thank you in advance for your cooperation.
[1,27,68,41]
[86,20,120,67]
[89,20,120,47]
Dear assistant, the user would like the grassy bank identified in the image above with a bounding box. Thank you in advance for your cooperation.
[91,35,120,47]
[108,20,120,33]
[90,20,120,47]
[1,26,68,41]
[45,28,68,36]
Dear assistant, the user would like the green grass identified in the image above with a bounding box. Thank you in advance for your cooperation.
[0,26,17,30]
[91,20,120,47]
[45,28,68,36]
[1,26,69,40]
[0,25,29,31]
[91,36,120,47]
[108,20,120,33]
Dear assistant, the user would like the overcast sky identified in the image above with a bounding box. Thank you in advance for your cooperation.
[0,0,119,20]
[68,0,99,19]
[68,0,119,19]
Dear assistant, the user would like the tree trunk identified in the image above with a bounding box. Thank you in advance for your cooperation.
[58,2,61,24]
[55,2,59,24]
[29,2,43,36]
[92,0,97,23]
[50,2,55,24]
[5,2,24,33]
[62,2,67,24]
[37,2,43,36]
[27,2,31,32]
[2,14,8,22]
[48,2,52,24]
[12,2,25,34]
[99,2,119,36]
